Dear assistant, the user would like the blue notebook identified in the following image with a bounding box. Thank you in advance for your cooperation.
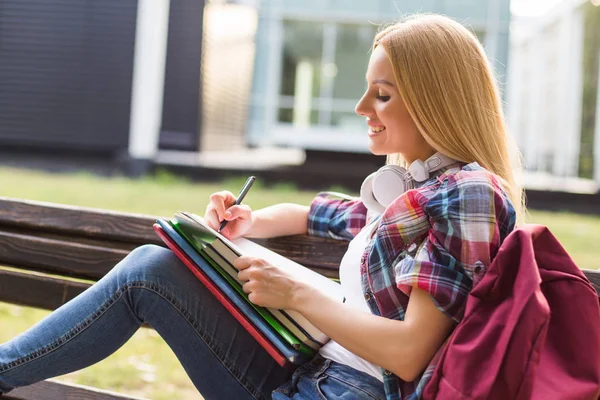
[154,219,312,366]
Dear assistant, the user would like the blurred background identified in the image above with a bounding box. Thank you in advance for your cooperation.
[0,0,599,399]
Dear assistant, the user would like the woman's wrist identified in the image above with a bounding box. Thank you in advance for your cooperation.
[244,212,259,238]
[290,280,319,314]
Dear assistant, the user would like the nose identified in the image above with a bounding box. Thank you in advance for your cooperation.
[355,92,372,117]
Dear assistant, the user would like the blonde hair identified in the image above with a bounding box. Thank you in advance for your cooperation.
[375,14,525,224]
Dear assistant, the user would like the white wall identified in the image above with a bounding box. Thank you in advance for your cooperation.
[507,0,586,178]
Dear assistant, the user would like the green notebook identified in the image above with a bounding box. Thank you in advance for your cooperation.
[170,218,315,357]
[173,211,344,347]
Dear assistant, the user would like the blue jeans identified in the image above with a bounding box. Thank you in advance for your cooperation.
[0,245,385,400]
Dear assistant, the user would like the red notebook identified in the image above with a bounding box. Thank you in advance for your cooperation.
[153,223,289,367]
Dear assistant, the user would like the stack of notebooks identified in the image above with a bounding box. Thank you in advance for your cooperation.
[153,212,343,368]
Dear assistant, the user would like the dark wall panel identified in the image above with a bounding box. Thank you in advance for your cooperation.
[159,0,204,151]
[0,0,137,153]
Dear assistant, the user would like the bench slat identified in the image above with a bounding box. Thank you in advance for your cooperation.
[0,269,90,310]
[583,269,600,297]
[0,197,161,245]
[4,380,145,400]
[0,197,346,270]
[0,231,132,280]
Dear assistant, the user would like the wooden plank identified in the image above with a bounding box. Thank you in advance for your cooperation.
[583,270,600,298]
[14,226,146,252]
[0,231,131,280]
[4,380,147,400]
[0,269,90,310]
[0,197,346,272]
[0,197,161,245]
[0,198,346,269]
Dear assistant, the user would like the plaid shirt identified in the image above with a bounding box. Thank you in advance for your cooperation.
[307,162,516,400]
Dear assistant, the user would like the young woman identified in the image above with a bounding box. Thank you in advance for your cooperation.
[0,14,522,400]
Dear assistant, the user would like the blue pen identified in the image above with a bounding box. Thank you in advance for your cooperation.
[218,176,256,232]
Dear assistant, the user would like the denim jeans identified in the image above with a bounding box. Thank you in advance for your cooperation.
[273,355,386,400]
[0,245,385,400]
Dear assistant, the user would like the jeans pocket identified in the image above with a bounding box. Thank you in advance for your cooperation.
[272,361,316,399]
[314,374,384,400]
[271,381,294,399]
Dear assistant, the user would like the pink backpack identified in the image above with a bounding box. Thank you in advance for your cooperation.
[422,225,600,400]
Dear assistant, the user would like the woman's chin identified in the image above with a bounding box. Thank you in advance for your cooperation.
[367,141,388,156]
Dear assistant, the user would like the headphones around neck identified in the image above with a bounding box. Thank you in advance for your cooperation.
[360,152,458,214]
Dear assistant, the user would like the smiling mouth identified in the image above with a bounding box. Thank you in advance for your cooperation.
[369,126,386,134]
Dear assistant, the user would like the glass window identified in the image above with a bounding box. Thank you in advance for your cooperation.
[277,20,375,131]
[331,111,365,130]
[278,108,319,126]
[332,24,376,101]
[278,20,323,126]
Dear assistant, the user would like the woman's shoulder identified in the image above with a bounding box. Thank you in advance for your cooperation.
[424,162,516,220]
[379,162,515,224]
[440,162,504,189]
[429,162,510,198]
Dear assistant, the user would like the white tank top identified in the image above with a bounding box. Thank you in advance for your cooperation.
[319,219,383,382]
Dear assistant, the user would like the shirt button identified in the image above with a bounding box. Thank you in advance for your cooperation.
[364,292,371,301]
[474,261,485,274]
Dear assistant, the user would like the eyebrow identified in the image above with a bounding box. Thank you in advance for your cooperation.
[371,79,395,87]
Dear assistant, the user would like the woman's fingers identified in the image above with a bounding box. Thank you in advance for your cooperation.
[224,204,252,221]
[209,191,236,220]
[204,191,236,230]
[242,280,256,294]
[233,255,254,272]
[235,257,267,282]
[203,204,220,230]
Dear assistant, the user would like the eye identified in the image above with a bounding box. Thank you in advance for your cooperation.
[376,95,390,102]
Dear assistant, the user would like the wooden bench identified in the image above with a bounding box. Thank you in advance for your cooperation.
[0,197,343,399]
[0,196,598,399]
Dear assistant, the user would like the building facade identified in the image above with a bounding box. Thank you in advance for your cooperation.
[246,0,511,153]
[507,0,600,184]
[0,0,205,175]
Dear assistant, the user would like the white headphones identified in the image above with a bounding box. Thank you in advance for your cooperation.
[360,152,458,214]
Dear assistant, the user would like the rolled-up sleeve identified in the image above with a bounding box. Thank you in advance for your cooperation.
[394,240,471,323]
[307,192,368,241]
[394,171,516,322]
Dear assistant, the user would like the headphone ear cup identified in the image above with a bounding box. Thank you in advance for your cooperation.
[371,166,411,208]
[360,166,412,214]
[409,159,429,182]
[360,172,386,214]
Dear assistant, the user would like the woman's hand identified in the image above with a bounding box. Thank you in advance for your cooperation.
[234,256,306,310]
[204,191,253,239]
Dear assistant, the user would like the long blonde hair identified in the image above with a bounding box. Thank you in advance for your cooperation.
[375,14,525,224]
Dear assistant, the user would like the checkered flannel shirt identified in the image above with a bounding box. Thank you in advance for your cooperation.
[307,162,516,399]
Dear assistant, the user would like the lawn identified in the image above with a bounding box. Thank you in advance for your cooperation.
[0,166,598,399]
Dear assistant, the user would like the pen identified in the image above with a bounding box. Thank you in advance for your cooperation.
[219,176,256,232]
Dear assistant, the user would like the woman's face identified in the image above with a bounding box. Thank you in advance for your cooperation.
[355,46,435,163]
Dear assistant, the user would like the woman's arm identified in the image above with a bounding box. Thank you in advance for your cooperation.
[204,190,308,239]
[206,190,366,241]
[246,203,309,238]
[294,284,454,382]
[235,254,455,382]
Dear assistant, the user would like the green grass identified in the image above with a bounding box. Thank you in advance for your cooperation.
[0,166,598,399]
[523,210,600,271]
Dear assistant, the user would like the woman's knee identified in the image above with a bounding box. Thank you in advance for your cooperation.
[112,244,181,284]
